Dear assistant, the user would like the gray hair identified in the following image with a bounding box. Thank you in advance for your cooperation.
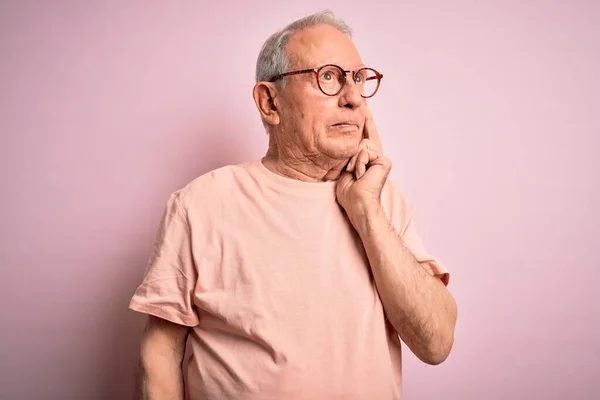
[255,10,353,86]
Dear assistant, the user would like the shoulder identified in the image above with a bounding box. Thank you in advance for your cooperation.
[169,160,256,214]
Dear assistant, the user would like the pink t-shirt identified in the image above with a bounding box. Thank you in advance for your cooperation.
[129,159,449,400]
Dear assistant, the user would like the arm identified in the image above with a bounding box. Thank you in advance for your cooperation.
[136,315,189,400]
[351,203,457,365]
[337,107,456,365]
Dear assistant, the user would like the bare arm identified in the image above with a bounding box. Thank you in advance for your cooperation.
[135,315,190,400]
[338,106,457,365]
[352,204,458,365]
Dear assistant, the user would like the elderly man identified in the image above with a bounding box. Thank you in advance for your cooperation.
[130,10,457,400]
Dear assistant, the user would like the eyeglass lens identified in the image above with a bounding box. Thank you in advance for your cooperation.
[317,65,379,97]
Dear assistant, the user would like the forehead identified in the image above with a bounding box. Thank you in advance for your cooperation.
[286,24,364,70]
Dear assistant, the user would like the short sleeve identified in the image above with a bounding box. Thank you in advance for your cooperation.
[129,192,200,326]
[382,181,450,286]
[400,208,450,286]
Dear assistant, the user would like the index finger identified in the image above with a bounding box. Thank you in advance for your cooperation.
[363,105,382,152]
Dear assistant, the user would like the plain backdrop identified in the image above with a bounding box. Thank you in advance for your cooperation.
[1,1,598,399]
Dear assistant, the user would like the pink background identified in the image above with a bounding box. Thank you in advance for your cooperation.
[1,1,598,399]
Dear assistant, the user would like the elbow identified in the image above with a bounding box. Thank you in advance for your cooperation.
[423,294,458,365]
[399,290,458,365]
[421,345,452,365]
[417,331,455,366]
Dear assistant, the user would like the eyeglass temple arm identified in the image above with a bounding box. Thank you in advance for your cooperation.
[366,72,383,81]
[268,68,317,82]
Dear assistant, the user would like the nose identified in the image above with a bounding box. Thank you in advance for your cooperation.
[338,73,363,109]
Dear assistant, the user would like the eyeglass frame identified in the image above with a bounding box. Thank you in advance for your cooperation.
[268,64,383,98]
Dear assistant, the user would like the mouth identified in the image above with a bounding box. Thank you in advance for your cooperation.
[331,122,359,129]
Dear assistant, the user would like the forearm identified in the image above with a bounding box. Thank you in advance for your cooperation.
[135,317,188,400]
[351,203,457,365]
[136,350,185,400]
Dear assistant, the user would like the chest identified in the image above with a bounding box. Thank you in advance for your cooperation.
[192,200,380,336]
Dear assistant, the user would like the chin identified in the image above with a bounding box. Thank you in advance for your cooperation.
[319,136,360,160]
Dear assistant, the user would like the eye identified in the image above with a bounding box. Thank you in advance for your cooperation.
[354,71,366,84]
[322,71,334,81]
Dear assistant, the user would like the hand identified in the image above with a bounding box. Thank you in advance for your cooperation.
[336,107,392,221]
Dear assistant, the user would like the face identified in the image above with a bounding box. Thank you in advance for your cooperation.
[273,24,367,163]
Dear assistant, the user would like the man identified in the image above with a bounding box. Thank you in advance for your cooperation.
[129,10,457,400]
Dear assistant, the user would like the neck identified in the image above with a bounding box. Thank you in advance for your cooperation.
[262,137,347,183]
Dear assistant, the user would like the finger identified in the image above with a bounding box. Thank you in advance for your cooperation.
[357,146,388,180]
[355,148,370,180]
[337,171,353,189]
[346,138,370,172]
[346,152,358,172]
[362,106,382,152]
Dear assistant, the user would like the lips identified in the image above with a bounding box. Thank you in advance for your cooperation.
[332,121,359,128]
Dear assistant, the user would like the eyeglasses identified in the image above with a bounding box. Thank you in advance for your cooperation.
[268,64,383,98]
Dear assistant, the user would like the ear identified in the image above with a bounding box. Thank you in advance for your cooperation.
[253,82,281,126]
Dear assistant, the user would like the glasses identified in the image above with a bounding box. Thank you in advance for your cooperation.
[268,64,383,98]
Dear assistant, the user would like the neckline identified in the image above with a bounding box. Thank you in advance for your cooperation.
[246,158,338,199]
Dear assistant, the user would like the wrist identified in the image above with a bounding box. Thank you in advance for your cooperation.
[348,199,384,236]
